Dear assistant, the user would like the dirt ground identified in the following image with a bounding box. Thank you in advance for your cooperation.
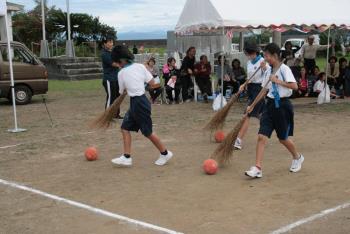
[1,87,350,234]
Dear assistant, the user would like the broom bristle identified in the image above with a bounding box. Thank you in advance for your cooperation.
[210,116,247,166]
[90,92,127,129]
[204,94,238,131]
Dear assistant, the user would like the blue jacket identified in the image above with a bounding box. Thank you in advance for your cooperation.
[101,48,119,81]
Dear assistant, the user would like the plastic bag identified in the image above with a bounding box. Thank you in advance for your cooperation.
[317,85,331,104]
[212,94,227,111]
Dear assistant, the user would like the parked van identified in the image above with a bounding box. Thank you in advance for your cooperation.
[0,41,48,105]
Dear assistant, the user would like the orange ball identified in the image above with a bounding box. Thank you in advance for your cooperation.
[85,147,98,161]
[214,130,225,143]
[203,159,218,175]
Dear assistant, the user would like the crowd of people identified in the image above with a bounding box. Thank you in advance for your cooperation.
[101,36,350,112]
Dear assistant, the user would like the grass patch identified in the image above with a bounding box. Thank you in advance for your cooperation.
[49,79,102,92]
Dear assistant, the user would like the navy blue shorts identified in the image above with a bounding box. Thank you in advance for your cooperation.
[258,98,294,140]
[121,95,153,137]
[247,83,264,118]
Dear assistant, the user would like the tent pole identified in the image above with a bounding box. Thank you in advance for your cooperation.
[220,27,224,108]
[324,26,331,104]
[4,13,26,133]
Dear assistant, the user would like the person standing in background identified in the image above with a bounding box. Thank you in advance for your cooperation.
[101,38,122,119]
[299,35,333,75]
[132,45,138,55]
[180,47,196,103]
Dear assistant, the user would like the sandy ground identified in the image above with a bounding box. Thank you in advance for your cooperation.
[1,88,350,234]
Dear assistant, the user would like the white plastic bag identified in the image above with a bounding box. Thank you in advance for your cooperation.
[212,94,227,111]
[317,85,331,104]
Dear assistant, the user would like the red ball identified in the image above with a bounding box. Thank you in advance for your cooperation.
[214,131,225,143]
[203,159,218,175]
[85,147,98,161]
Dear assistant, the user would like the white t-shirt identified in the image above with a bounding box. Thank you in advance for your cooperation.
[247,57,268,84]
[118,63,153,97]
[313,80,327,93]
[262,64,296,99]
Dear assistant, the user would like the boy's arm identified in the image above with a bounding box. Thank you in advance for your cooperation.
[270,75,298,90]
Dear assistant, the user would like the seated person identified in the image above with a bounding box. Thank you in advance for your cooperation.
[163,57,181,104]
[231,59,246,87]
[313,72,338,99]
[298,67,308,97]
[194,55,212,102]
[326,56,339,90]
[145,57,163,104]
[216,55,237,96]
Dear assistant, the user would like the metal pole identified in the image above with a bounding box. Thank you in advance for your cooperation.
[39,0,50,58]
[220,27,224,108]
[4,12,26,133]
[324,26,331,103]
[65,0,75,57]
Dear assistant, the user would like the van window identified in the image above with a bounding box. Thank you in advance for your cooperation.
[0,46,32,64]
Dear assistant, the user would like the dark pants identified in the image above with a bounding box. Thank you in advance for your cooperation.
[166,86,181,102]
[247,83,264,118]
[103,80,120,116]
[149,88,163,101]
[304,59,316,75]
[195,76,212,96]
[181,75,193,101]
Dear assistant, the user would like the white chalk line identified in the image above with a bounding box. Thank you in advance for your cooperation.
[270,201,350,234]
[0,179,183,234]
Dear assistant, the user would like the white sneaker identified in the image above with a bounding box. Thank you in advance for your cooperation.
[111,155,132,167]
[245,166,262,178]
[155,151,173,166]
[234,138,242,150]
[290,154,304,173]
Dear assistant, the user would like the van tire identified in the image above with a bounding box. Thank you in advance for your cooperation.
[14,85,32,105]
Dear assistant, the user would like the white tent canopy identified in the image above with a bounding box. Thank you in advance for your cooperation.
[175,0,350,33]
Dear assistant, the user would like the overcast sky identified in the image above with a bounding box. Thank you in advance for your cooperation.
[13,0,187,32]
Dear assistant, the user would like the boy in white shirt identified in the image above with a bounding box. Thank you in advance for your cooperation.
[245,43,304,179]
[110,45,173,167]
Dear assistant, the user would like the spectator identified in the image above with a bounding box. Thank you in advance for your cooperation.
[344,61,350,99]
[300,35,332,74]
[216,55,235,96]
[163,57,181,104]
[307,66,320,97]
[180,47,196,102]
[337,57,347,98]
[298,67,308,97]
[132,45,138,54]
[313,72,338,98]
[101,37,122,119]
[194,55,212,103]
[145,58,163,104]
[232,59,247,87]
[282,41,296,67]
[326,56,339,90]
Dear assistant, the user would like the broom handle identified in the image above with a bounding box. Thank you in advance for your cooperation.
[231,67,262,99]
[246,61,284,113]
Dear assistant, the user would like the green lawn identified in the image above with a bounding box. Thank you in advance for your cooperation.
[49,79,102,92]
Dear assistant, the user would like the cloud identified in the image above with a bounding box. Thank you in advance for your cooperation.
[13,0,187,32]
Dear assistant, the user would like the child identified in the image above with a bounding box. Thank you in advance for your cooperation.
[234,42,269,150]
[110,45,173,167]
[313,72,338,99]
[245,43,304,178]
[298,67,308,97]
[163,57,181,104]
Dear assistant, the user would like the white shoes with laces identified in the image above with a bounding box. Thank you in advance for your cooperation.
[111,151,174,167]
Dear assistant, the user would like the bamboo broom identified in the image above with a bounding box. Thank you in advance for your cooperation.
[204,67,262,131]
[90,92,128,129]
[211,62,283,165]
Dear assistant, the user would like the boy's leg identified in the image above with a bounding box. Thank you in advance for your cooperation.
[122,129,132,155]
[234,117,250,150]
[147,133,166,153]
[279,138,299,159]
[256,134,268,168]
